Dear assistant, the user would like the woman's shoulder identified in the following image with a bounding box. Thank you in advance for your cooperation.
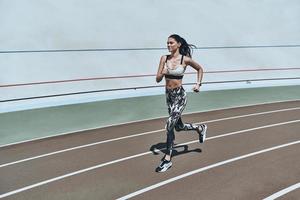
[160,55,169,62]
[183,55,193,65]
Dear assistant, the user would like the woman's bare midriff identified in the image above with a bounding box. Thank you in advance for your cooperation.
[165,79,182,89]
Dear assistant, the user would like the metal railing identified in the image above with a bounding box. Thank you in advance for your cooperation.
[1,67,300,103]
[1,44,300,54]
[1,67,300,88]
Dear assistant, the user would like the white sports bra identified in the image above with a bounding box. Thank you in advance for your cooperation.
[165,55,186,79]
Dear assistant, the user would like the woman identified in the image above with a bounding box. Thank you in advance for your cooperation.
[155,34,207,173]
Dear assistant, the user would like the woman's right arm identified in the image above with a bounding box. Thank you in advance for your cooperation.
[156,55,167,83]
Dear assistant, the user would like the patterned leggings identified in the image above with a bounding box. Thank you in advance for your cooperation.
[165,86,200,156]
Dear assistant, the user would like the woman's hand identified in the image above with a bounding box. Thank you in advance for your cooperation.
[184,57,204,93]
[192,84,200,93]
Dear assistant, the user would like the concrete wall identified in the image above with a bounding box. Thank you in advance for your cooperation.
[1,0,300,112]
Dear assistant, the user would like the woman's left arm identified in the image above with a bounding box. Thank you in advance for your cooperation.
[185,57,204,92]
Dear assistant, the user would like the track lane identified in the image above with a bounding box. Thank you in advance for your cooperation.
[1,106,300,194]
[274,188,300,200]
[263,182,300,200]
[128,143,300,200]
[1,116,300,199]
[1,101,299,165]
[0,103,300,168]
[1,106,300,169]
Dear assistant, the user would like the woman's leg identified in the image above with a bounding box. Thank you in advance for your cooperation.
[165,87,187,159]
[175,117,207,143]
[175,117,199,132]
[156,87,187,173]
[156,87,207,172]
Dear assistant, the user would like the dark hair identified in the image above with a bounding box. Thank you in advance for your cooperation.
[168,34,196,58]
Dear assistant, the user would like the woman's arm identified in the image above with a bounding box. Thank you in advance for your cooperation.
[156,55,168,83]
[185,57,204,92]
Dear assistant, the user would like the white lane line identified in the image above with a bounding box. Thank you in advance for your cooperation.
[263,182,300,200]
[0,119,299,199]
[1,107,300,168]
[117,141,300,200]
[0,129,162,168]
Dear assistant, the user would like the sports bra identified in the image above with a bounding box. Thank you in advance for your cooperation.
[165,55,186,80]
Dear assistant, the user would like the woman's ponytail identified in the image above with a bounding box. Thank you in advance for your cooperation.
[169,34,196,58]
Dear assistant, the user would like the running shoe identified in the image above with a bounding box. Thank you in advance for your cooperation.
[197,124,207,143]
[155,159,172,173]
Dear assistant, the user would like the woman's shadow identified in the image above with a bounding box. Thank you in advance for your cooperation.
[149,142,202,158]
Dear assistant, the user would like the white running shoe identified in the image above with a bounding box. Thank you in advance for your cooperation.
[155,159,172,173]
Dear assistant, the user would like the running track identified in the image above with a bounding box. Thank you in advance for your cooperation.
[0,101,299,199]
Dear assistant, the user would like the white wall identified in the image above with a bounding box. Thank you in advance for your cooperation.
[1,0,300,112]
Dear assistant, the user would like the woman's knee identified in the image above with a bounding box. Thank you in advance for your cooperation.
[166,118,175,132]
[175,124,184,131]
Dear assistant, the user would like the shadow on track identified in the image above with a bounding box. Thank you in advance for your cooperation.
[150,142,202,158]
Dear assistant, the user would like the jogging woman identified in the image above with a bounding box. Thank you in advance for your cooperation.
[155,34,207,172]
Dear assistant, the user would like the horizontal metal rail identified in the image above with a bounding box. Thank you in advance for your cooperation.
[1,77,300,103]
[1,44,300,54]
[1,67,300,88]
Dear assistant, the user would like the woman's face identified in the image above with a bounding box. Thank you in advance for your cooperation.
[167,37,181,52]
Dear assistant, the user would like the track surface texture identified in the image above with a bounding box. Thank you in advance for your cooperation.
[0,101,299,200]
